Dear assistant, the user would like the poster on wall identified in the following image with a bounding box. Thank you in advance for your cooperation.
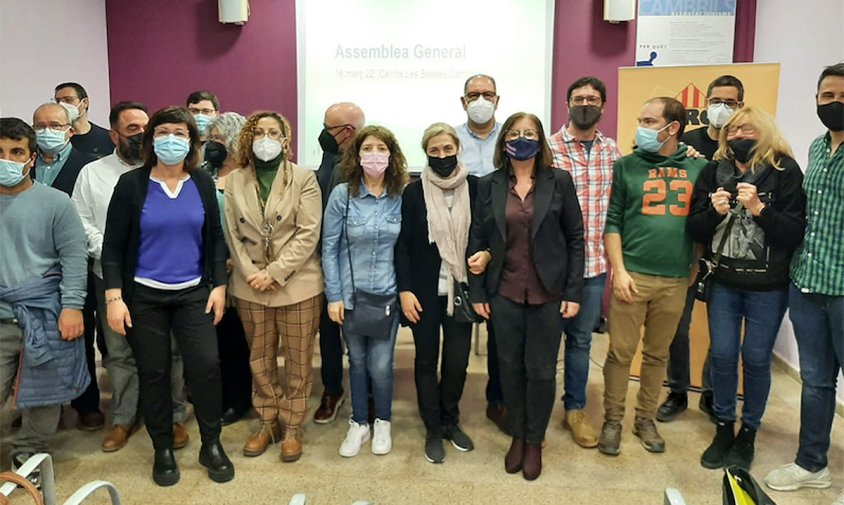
[635,0,737,67]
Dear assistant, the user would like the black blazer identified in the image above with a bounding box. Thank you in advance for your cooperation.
[101,167,228,304]
[32,148,96,197]
[468,167,585,304]
[395,176,478,315]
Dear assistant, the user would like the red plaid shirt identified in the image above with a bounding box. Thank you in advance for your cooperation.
[548,126,619,278]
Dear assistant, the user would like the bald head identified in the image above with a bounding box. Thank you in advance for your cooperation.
[33,103,71,125]
[323,102,365,152]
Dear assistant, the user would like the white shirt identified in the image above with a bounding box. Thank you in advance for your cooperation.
[71,150,140,277]
[455,122,501,177]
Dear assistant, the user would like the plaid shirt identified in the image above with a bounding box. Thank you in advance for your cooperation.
[790,133,844,295]
[548,126,619,278]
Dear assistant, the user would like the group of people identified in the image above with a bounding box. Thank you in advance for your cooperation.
[0,64,841,502]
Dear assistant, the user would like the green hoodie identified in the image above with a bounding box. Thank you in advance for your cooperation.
[604,145,708,278]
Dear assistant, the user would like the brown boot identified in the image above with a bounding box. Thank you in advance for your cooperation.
[173,422,189,450]
[504,437,525,474]
[522,442,542,481]
[564,410,599,449]
[243,422,282,457]
[102,425,133,452]
[281,427,303,463]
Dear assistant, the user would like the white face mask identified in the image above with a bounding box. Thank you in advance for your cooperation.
[467,96,495,124]
[60,102,80,123]
[252,137,282,162]
[707,103,735,129]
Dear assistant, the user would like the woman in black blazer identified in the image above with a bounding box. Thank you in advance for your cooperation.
[395,123,478,465]
[468,112,585,481]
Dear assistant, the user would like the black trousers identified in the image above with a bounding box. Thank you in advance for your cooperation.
[71,272,104,415]
[485,320,503,405]
[127,283,222,450]
[215,306,252,414]
[489,295,564,445]
[318,296,344,396]
[410,296,472,434]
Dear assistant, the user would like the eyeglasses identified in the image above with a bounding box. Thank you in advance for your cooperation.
[504,129,539,141]
[188,107,216,116]
[726,124,756,135]
[570,96,602,106]
[153,128,190,139]
[53,96,80,105]
[708,98,739,108]
[252,128,284,140]
[465,91,497,101]
[33,124,70,134]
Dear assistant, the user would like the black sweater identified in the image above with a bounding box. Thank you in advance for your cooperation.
[686,158,806,291]
[101,167,228,304]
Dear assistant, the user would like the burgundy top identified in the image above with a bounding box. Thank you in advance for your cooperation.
[498,174,555,305]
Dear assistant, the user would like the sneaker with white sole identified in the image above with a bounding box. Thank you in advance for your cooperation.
[764,463,831,491]
[339,420,370,458]
[371,419,392,455]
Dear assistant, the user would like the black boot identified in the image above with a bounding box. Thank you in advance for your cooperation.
[657,392,688,422]
[152,448,180,487]
[700,421,735,469]
[724,423,756,470]
[199,440,235,483]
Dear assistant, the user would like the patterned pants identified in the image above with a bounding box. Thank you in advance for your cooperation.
[235,294,322,429]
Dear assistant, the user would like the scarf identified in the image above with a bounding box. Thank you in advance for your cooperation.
[421,162,470,316]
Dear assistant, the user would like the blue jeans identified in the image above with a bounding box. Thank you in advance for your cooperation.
[707,283,788,429]
[343,311,400,424]
[789,284,844,472]
[561,273,606,411]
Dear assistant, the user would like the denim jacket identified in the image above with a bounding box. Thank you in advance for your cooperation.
[322,182,402,309]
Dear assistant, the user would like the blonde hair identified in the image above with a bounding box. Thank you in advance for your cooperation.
[714,106,794,171]
[420,122,461,152]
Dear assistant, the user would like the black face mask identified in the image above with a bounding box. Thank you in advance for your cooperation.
[118,132,143,165]
[569,105,602,129]
[427,154,458,178]
[318,128,340,154]
[729,138,757,164]
[204,141,227,168]
[817,101,844,132]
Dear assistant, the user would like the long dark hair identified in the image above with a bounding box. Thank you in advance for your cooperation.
[340,125,408,198]
[141,107,201,171]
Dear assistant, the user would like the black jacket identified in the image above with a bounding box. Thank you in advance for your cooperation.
[395,176,478,315]
[32,148,96,197]
[101,167,228,304]
[468,167,585,304]
[686,158,806,291]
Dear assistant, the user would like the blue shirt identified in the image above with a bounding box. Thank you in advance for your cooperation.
[322,182,402,308]
[456,122,502,177]
[35,142,73,187]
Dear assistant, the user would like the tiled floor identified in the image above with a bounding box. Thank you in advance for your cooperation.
[1,327,842,505]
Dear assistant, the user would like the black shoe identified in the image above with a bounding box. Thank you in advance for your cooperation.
[424,433,445,464]
[699,391,716,424]
[11,452,40,490]
[485,403,510,435]
[724,423,756,470]
[199,441,235,483]
[152,448,180,487]
[656,392,688,423]
[76,410,106,431]
[443,424,474,452]
[700,421,735,469]
[220,407,249,427]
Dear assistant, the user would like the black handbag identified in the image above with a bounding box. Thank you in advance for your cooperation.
[722,466,777,505]
[341,189,397,340]
[451,280,481,324]
[695,204,741,302]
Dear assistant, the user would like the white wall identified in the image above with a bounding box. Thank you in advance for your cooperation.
[754,0,844,404]
[0,0,110,126]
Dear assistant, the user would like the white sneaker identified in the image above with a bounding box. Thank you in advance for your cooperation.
[764,463,832,491]
[833,488,844,505]
[371,419,392,455]
[339,420,370,457]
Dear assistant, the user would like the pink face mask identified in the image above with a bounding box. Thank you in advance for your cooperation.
[360,152,390,177]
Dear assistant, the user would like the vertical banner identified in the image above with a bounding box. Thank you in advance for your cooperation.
[636,0,737,67]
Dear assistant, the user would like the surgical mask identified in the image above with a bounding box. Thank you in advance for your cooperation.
[60,102,80,123]
[817,101,844,132]
[467,96,495,124]
[427,154,458,178]
[504,138,540,161]
[194,114,213,134]
[706,103,735,129]
[253,138,282,162]
[729,138,757,164]
[118,132,143,165]
[569,105,602,130]
[35,128,69,154]
[360,152,390,177]
[153,135,190,165]
[635,124,671,153]
[0,158,31,187]
[318,128,340,154]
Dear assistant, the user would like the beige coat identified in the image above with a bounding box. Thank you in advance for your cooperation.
[224,161,323,307]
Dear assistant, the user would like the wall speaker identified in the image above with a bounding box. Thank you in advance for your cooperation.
[604,0,636,23]
[219,0,250,25]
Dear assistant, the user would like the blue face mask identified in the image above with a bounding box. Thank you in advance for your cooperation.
[35,128,69,154]
[0,158,32,187]
[504,138,540,161]
[194,114,213,134]
[153,135,191,165]
[635,123,672,153]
